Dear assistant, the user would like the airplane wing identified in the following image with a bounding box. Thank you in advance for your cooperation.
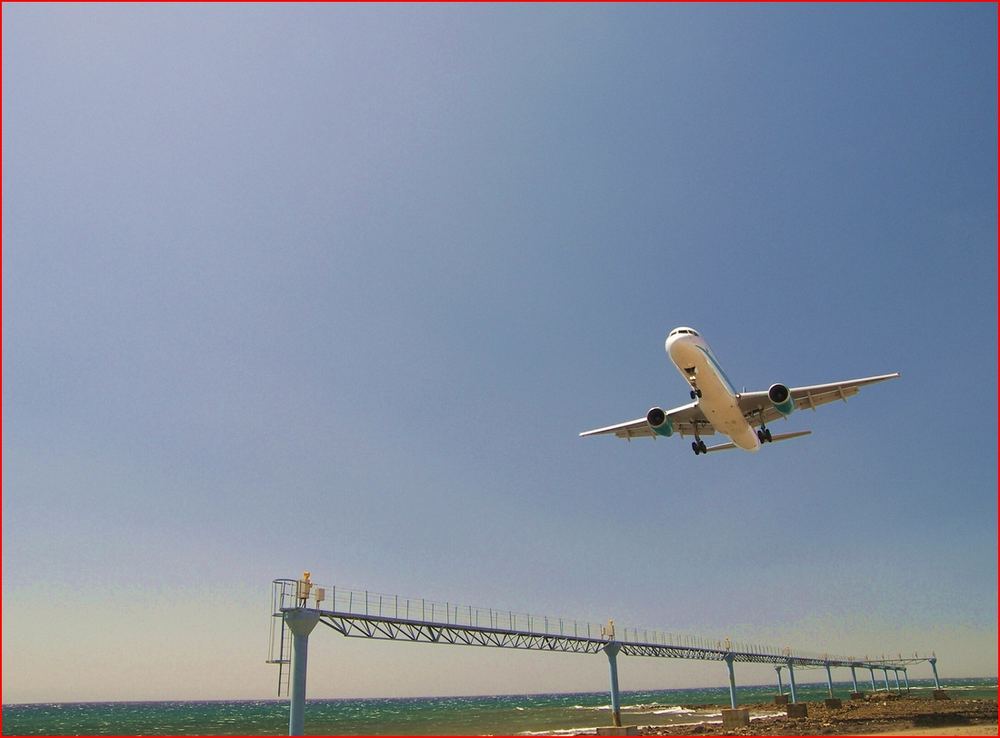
[737,372,900,427]
[579,401,717,440]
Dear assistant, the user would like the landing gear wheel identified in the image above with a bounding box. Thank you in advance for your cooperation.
[690,389,702,399]
[757,429,765,443]
[691,441,701,455]
[764,428,772,442]
[698,439,707,453]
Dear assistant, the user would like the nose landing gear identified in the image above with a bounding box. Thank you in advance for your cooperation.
[685,368,701,400]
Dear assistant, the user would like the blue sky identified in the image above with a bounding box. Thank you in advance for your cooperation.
[3,4,996,703]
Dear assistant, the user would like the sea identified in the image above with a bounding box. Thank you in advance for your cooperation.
[2,678,995,735]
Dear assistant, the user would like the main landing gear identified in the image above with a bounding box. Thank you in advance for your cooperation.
[691,439,708,455]
[689,387,702,400]
[756,425,773,443]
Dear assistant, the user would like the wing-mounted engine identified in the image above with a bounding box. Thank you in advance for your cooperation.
[646,407,673,436]
[768,383,795,416]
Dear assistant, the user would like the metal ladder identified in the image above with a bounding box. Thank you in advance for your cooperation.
[267,613,292,697]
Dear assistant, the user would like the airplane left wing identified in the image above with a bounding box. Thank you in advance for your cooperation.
[579,401,715,440]
[737,372,900,426]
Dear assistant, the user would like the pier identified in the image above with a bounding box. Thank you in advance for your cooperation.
[267,577,941,735]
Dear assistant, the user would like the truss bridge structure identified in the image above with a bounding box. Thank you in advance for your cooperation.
[267,577,944,736]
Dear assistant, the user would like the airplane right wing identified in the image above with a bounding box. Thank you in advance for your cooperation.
[579,401,715,440]
[737,372,900,426]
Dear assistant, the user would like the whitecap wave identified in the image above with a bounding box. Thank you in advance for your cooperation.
[750,712,786,721]
[651,706,696,715]
[518,727,596,736]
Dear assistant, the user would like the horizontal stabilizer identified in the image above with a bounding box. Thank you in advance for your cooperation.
[769,430,812,443]
[703,441,737,453]
[704,430,812,453]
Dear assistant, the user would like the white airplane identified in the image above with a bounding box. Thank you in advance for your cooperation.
[580,327,899,455]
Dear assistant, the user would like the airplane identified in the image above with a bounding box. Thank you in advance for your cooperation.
[580,327,899,455]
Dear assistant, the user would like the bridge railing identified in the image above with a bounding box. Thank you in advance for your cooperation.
[272,578,923,666]
[273,578,610,640]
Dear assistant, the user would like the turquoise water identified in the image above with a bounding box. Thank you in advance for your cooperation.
[3,678,995,735]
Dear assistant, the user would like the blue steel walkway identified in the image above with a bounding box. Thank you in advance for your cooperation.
[268,578,943,735]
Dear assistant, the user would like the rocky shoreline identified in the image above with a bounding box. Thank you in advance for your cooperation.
[637,696,997,736]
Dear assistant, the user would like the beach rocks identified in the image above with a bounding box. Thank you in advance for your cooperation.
[637,696,998,736]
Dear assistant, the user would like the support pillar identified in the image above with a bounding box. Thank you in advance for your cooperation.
[929,657,941,689]
[604,642,622,727]
[883,669,891,692]
[869,667,877,691]
[285,609,320,737]
[824,662,834,697]
[893,669,901,693]
[775,665,784,695]
[787,660,798,704]
[903,669,910,692]
[850,666,859,693]
[725,653,737,709]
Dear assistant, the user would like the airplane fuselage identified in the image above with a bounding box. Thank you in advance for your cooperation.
[665,328,760,451]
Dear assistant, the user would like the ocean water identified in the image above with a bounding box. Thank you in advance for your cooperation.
[3,678,995,735]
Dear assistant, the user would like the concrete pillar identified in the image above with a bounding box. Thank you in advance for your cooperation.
[775,665,784,695]
[721,708,749,729]
[725,653,737,709]
[824,663,834,697]
[604,642,622,727]
[869,667,877,691]
[850,666,859,693]
[929,657,941,689]
[285,609,320,736]
[785,703,808,719]
[787,661,798,704]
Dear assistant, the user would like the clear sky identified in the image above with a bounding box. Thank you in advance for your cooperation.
[3,3,996,704]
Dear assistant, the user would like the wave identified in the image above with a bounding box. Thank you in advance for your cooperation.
[574,702,701,713]
[638,719,722,729]
[651,707,696,715]
[518,727,598,735]
[750,712,786,721]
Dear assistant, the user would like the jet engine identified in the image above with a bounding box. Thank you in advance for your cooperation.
[768,383,795,416]
[646,407,673,436]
